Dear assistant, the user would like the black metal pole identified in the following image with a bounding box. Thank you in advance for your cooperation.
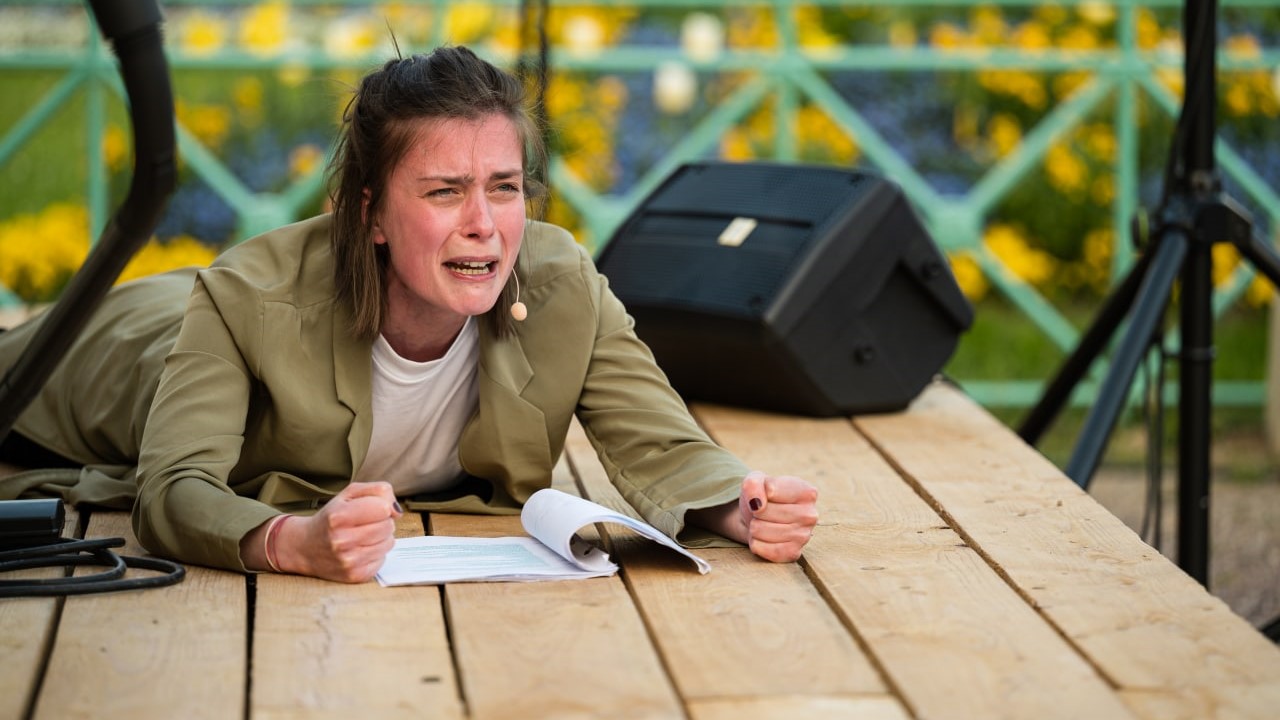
[1178,228,1213,585]
[1173,0,1218,586]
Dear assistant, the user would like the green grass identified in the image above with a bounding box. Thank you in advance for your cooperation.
[946,298,1273,476]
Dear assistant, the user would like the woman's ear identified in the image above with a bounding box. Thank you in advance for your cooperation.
[362,188,385,243]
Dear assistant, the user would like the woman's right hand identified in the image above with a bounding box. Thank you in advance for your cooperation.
[254,481,402,583]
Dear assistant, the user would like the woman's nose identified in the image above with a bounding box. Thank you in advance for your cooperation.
[460,192,495,239]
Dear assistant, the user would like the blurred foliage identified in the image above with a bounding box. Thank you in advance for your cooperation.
[0,1,1276,327]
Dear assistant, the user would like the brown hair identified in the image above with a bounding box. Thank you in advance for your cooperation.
[328,46,547,340]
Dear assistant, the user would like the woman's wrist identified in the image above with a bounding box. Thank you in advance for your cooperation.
[262,515,291,572]
[686,499,749,544]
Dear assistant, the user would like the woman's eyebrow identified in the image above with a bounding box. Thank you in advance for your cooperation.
[415,169,523,185]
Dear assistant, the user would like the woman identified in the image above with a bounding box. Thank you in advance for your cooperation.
[0,46,817,582]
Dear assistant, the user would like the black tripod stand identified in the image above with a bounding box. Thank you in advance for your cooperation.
[1016,0,1280,642]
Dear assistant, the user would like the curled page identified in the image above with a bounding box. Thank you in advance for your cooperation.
[522,489,711,575]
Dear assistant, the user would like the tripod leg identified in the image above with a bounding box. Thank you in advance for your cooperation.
[1066,229,1190,488]
[1019,250,1155,445]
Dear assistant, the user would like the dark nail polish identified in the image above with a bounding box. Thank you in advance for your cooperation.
[393,500,404,514]
[749,498,762,512]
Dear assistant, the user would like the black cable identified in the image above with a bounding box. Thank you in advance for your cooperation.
[0,536,185,597]
[1140,342,1169,550]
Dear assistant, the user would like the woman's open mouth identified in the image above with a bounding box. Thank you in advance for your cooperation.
[444,260,496,276]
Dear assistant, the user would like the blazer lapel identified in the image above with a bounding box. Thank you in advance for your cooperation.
[332,307,373,476]
[459,327,552,503]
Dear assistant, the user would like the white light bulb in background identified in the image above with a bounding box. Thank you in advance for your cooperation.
[654,61,697,115]
[681,12,724,62]
[564,15,605,57]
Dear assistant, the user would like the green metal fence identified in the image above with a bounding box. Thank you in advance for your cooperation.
[1,0,1277,409]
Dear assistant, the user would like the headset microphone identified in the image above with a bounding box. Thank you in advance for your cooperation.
[510,270,527,321]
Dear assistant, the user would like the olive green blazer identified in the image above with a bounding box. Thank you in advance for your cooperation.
[0,216,747,570]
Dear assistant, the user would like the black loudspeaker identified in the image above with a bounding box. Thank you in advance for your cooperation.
[596,161,975,417]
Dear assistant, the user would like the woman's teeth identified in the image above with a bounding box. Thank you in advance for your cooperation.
[446,261,493,275]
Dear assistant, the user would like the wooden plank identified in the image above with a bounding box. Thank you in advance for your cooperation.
[688,695,910,720]
[853,382,1280,719]
[432,459,684,720]
[33,511,245,720]
[0,506,79,720]
[692,402,1135,720]
[252,511,463,720]
[562,420,893,706]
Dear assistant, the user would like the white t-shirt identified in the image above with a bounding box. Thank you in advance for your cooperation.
[352,318,479,495]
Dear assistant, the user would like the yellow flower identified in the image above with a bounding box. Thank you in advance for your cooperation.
[726,7,778,49]
[0,204,91,302]
[446,2,492,45]
[1246,274,1274,307]
[1059,25,1100,52]
[970,5,1006,45]
[1053,71,1092,100]
[1091,175,1114,206]
[1136,8,1162,49]
[596,76,628,112]
[1012,21,1051,51]
[953,104,980,152]
[1212,243,1241,287]
[1078,2,1116,26]
[1224,34,1262,58]
[978,70,1046,109]
[797,105,859,164]
[232,76,264,117]
[489,18,521,56]
[929,23,970,50]
[277,62,310,88]
[987,113,1022,158]
[1033,4,1068,27]
[324,15,379,59]
[289,143,325,180]
[1082,123,1116,161]
[1156,67,1184,100]
[239,1,290,56]
[1045,143,1087,195]
[117,236,219,286]
[177,101,232,150]
[102,124,130,172]
[985,224,1054,285]
[887,20,917,48]
[1224,82,1253,116]
[546,75,586,119]
[796,6,839,49]
[180,10,228,56]
[1083,228,1113,271]
[948,252,989,301]
[720,128,756,162]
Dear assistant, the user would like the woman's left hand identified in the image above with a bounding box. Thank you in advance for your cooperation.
[687,471,819,562]
[736,471,819,562]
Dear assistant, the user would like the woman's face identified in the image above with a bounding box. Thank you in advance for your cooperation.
[372,113,526,337]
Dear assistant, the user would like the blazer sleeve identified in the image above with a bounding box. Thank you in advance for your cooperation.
[572,252,749,546]
[131,274,279,571]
